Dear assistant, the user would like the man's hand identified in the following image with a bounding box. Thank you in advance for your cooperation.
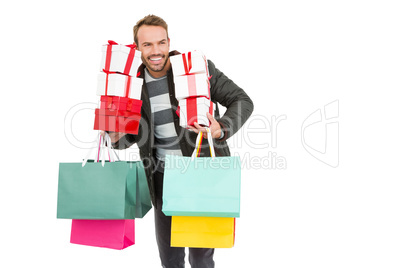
[100,131,126,143]
[188,112,222,139]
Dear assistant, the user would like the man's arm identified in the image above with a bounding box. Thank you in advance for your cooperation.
[208,60,254,141]
[108,132,138,150]
[105,132,127,144]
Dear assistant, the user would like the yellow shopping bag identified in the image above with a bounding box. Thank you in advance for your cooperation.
[171,216,235,248]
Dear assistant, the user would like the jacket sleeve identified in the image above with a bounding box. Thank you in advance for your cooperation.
[110,133,138,150]
[208,60,254,141]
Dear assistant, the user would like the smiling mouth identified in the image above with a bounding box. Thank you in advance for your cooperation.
[149,55,164,62]
[150,57,162,61]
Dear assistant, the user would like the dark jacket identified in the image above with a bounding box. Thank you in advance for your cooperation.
[113,51,254,207]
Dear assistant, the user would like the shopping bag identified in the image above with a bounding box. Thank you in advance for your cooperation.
[57,133,151,219]
[70,219,135,250]
[134,160,152,218]
[162,130,241,217]
[171,216,235,248]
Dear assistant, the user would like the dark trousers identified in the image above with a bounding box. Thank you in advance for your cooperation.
[153,171,215,268]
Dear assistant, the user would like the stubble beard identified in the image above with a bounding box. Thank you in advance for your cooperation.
[142,54,169,74]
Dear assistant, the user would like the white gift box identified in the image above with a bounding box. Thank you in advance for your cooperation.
[174,73,210,100]
[170,51,209,76]
[100,41,142,77]
[96,72,143,99]
[179,97,216,128]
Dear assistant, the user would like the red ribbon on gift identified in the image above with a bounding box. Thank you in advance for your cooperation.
[126,98,142,113]
[105,96,115,109]
[180,51,211,76]
[185,98,214,127]
[102,72,134,98]
[184,75,211,99]
[186,75,197,98]
[96,108,141,118]
[105,73,111,95]
[208,100,214,116]
[100,95,142,113]
[124,75,132,98]
[182,52,192,74]
[103,40,138,76]
[207,76,211,100]
[124,44,137,76]
[103,41,119,94]
[101,95,122,110]
[180,51,211,99]
[103,40,118,73]
[186,98,198,126]
[126,99,134,112]
[203,54,209,76]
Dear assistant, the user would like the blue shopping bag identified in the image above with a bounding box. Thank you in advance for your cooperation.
[162,130,241,217]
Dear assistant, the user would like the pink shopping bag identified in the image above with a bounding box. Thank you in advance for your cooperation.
[70,219,135,250]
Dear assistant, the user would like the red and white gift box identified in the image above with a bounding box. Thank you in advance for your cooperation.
[100,95,142,114]
[94,40,144,135]
[96,72,143,100]
[174,73,210,100]
[100,40,142,77]
[170,51,209,77]
[179,97,216,128]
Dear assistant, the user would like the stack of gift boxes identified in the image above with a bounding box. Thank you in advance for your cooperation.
[170,51,215,128]
[56,41,151,250]
[164,51,237,249]
[94,40,144,135]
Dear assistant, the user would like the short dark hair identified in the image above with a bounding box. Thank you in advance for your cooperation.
[133,14,169,45]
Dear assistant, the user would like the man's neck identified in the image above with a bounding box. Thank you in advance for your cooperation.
[148,59,171,78]
[145,68,167,82]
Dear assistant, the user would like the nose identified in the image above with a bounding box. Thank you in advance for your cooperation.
[150,45,161,56]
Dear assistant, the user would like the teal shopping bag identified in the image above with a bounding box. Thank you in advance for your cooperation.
[162,130,241,217]
[57,133,151,219]
[134,161,152,218]
[57,161,151,219]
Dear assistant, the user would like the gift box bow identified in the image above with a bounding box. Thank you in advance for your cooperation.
[107,40,136,49]
[181,51,210,77]
[95,108,141,119]
[103,40,141,77]
[101,95,142,113]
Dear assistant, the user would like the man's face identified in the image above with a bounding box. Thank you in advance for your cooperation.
[136,25,170,77]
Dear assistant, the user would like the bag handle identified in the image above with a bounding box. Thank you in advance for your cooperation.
[82,132,120,167]
[104,133,120,162]
[191,128,215,160]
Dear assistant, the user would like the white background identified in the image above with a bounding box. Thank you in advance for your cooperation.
[1,0,401,267]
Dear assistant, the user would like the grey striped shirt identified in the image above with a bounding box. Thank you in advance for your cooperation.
[144,69,182,172]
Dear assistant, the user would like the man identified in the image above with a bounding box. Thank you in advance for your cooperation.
[110,14,253,268]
